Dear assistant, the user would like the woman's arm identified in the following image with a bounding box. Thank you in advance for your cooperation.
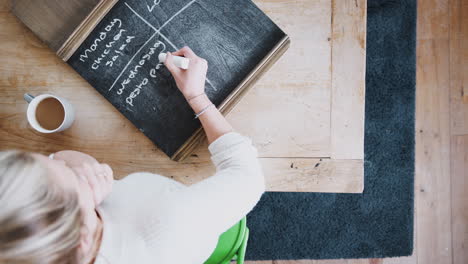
[163,47,265,235]
[164,47,233,144]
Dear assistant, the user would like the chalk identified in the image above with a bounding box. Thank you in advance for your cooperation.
[158,53,190,70]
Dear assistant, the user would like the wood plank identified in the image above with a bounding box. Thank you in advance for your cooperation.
[415,0,452,263]
[0,0,10,12]
[464,87,468,103]
[375,257,416,264]
[450,135,468,264]
[330,0,366,160]
[449,0,468,135]
[416,39,452,264]
[126,154,363,193]
[417,0,450,40]
[449,1,468,263]
[261,158,363,193]
[228,0,332,157]
[11,0,100,51]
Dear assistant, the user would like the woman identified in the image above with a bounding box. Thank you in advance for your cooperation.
[0,47,265,264]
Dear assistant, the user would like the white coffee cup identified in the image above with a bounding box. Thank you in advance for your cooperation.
[24,93,75,133]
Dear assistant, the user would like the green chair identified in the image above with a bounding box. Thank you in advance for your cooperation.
[204,217,249,264]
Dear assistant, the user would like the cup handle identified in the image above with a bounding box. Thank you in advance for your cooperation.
[24,93,35,103]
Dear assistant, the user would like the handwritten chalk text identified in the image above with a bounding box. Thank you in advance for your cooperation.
[79,19,122,63]
[126,78,148,106]
[117,40,165,95]
[105,35,135,68]
[92,31,135,70]
[147,0,162,12]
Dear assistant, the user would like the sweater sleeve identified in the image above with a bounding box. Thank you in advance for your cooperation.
[162,132,265,236]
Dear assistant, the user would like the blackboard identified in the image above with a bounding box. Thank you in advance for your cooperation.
[67,0,287,159]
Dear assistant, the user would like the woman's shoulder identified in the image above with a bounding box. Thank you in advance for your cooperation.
[114,172,186,195]
[99,173,186,212]
[120,172,183,184]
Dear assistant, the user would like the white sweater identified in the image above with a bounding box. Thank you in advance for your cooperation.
[94,132,265,264]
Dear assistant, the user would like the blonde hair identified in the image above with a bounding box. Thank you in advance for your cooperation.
[0,151,82,264]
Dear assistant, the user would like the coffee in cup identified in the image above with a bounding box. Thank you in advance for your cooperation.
[24,93,75,133]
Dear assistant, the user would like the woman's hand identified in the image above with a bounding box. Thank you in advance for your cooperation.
[51,150,113,206]
[164,46,208,99]
[71,162,113,207]
[52,150,98,168]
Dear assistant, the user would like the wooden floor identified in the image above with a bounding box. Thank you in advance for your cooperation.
[245,0,468,263]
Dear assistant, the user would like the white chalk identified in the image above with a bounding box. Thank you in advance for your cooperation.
[158,53,190,70]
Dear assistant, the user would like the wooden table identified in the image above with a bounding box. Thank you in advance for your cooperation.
[0,0,366,193]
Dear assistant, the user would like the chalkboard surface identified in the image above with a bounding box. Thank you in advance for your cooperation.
[68,0,286,159]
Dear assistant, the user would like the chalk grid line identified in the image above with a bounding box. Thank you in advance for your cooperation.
[109,1,217,91]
